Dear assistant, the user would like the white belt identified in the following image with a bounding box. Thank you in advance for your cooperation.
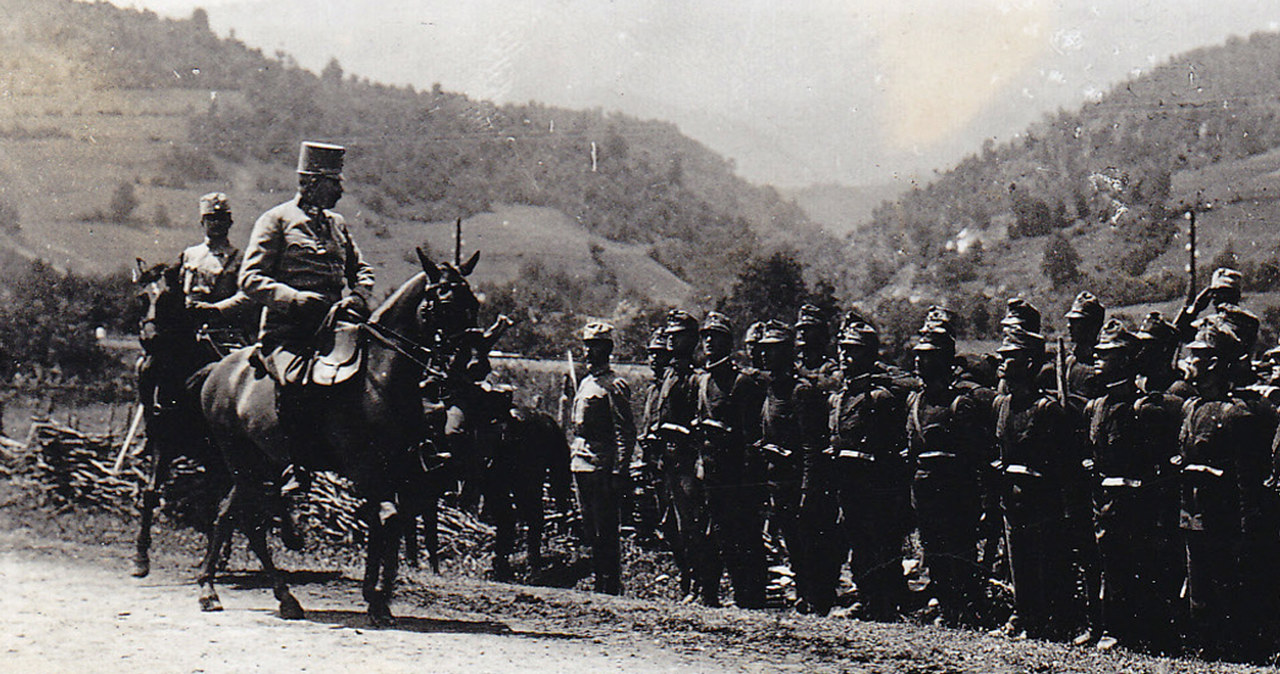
[1183,464,1224,478]
[918,451,958,460]
[659,422,693,436]
[761,443,793,458]
[836,448,875,462]
[1100,476,1143,488]
[1004,464,1044,479]
[697,418,733,433]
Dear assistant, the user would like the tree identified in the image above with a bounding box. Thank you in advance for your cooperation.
[1041,232,1082,289]
[720,250,809,329]
[321,57,344,84]
[108,182,139,223]
[191,7,209,32]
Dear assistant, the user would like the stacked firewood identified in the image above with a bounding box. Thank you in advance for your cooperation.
[4,420,139,513]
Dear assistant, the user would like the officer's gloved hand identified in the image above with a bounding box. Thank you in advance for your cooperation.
[334,294,369,322]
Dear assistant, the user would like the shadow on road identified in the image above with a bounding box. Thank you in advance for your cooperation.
[296,608,582,640]
[220,569,346,589]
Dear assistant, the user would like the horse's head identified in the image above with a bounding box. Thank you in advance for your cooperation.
[416,248,480,338]
[134,258,189,351]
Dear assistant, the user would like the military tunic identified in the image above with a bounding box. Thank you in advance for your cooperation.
[759,370,822,605]
[570,365,636,594]
[178,240,254,346]
[654,356,712,599]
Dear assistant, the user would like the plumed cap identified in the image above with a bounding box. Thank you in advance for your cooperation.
[1064,291,1105,322]
[1000,297,1041,333]
[997,326,1046,356]
[1094,319,1138,354]
[582,321,615,343]
[1134,311,1176,344]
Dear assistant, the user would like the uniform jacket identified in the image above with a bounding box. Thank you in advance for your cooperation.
[905,379,993,485]
[1177,394,1270,535]
[178,240,254,332]
[655,357,698,443]
[1087,379,1183,526]
[239,196,375,344]
[570,366,636,474]
[829,372,907,470]
[994,389,1079,522]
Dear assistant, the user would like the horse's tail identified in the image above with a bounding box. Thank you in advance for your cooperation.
[527,408,572,503]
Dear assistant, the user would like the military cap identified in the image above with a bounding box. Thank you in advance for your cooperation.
[646,327,668,351]
[297,141,345,177]
[1209,267,1243,292]
[1216,303,1259,353]
[700,311,734,336]
[198,192,230,216]
[1134,311,1176,343]
[758,319,794,345]
[744,321,766,345]
[1064,291,1105,323]
[664,309,699,334]
[997,326,1046,355]
[919,305,956,335]
[913,326,956,353]
[795,303,827,329]
[1000,297,1042,334]
[582,321,614,342]
[1187,316,1241,355]
[1094,319,1138,353]
[838,319,879,348]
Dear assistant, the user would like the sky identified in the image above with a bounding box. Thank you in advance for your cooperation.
[111,0,1280,188]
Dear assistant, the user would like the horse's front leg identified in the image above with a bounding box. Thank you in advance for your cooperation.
[361,500,402,626]
[132,434,170,578]
[197,485,237,612]
[242,487,303,620]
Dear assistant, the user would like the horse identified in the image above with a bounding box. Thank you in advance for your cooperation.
[130,260,233,578]
[195,248,482,625]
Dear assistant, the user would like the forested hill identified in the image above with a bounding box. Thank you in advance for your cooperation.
[858,29,1280,342]
[1,0,840,303]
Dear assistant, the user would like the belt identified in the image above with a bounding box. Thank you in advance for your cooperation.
[1100,476,1143,488]
[760,443,793,459]
[834,448,875,462]
[917,451,959,461]
[696,418,733,434]
[1004,464,1044,479]
[1183,463,1225,478]
[659,422,693,437]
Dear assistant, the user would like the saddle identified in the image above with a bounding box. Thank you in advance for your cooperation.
[256,320,364,387]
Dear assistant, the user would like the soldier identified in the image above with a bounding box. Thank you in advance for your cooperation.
[796,303,840,392]
[1134,312,1185,395]
[757,320,821,607]
[1177,317,1272,659]
[744,321,767,371]
[906,318,993,627]
[654,309,713,603]
[1085,320,1181,650]
[994,325,1082,640]
[179,192,255,352]
[239,141,375,494]
[629,328,670,544]
[1063,291,1104,401]
[1174,266,1243,342]
[825,317,910,620]
[695,312,767,608]
[568,321,636,595]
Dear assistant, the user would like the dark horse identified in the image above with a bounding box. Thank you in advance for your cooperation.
[130,260,232,578]
[195,249,475,624]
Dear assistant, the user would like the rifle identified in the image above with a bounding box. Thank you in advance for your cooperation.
[565,348,578,394]
[1055,336,1068,407]
[109,404,146,475]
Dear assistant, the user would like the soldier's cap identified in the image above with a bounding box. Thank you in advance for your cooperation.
[1216,303,1260,351]
[297,141,345,178]
[700,311,734,337]
[1094,319,1138,354]
[743,321,767,345]
[913,326,956,353]
[1209,267,1243,292]
[794,303,827,330]
[1134,311,1176,343]
[646,327,668,351]
[758,319,794,345]
[582,321,615,343]
[663,309,699,334]
[198,192,231,216]
[996,326,1046,355]
[919,305,956,335]
[1187,316,1242,356]
[1064,291,1105,322]
[837,319,879,348]
[1000,297,1041,333]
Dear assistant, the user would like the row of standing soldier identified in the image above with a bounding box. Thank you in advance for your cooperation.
[569,267,1280,662]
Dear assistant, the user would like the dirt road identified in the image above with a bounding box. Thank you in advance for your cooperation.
[0,527,724,673]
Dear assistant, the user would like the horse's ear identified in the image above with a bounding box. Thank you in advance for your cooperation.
[417,247,441,284]
[132,258,146,283]
[460,250,480,276]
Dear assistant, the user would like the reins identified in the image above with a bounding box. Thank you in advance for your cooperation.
[360,320,445,379]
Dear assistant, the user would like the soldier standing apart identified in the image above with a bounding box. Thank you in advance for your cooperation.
[906,313,993,627]
[239,142,375,494]
[1085,320,1177,651]
[824,317,910,620]
[695,312,767,609]
[654,309,713,603]
[569,321,636,595]
[1177,317,1271,659]
[180,193,255,353]
[994,324,1081,640]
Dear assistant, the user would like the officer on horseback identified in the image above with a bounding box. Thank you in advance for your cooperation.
[239,141,375,494]
[179,192,254,353]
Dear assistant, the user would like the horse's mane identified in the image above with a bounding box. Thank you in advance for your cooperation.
[370,272,426,326]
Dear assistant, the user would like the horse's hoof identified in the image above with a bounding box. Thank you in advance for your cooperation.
[199,594,224,613]
[369,609,396,628]
[279,595,305,620]
[131,558,151,578]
